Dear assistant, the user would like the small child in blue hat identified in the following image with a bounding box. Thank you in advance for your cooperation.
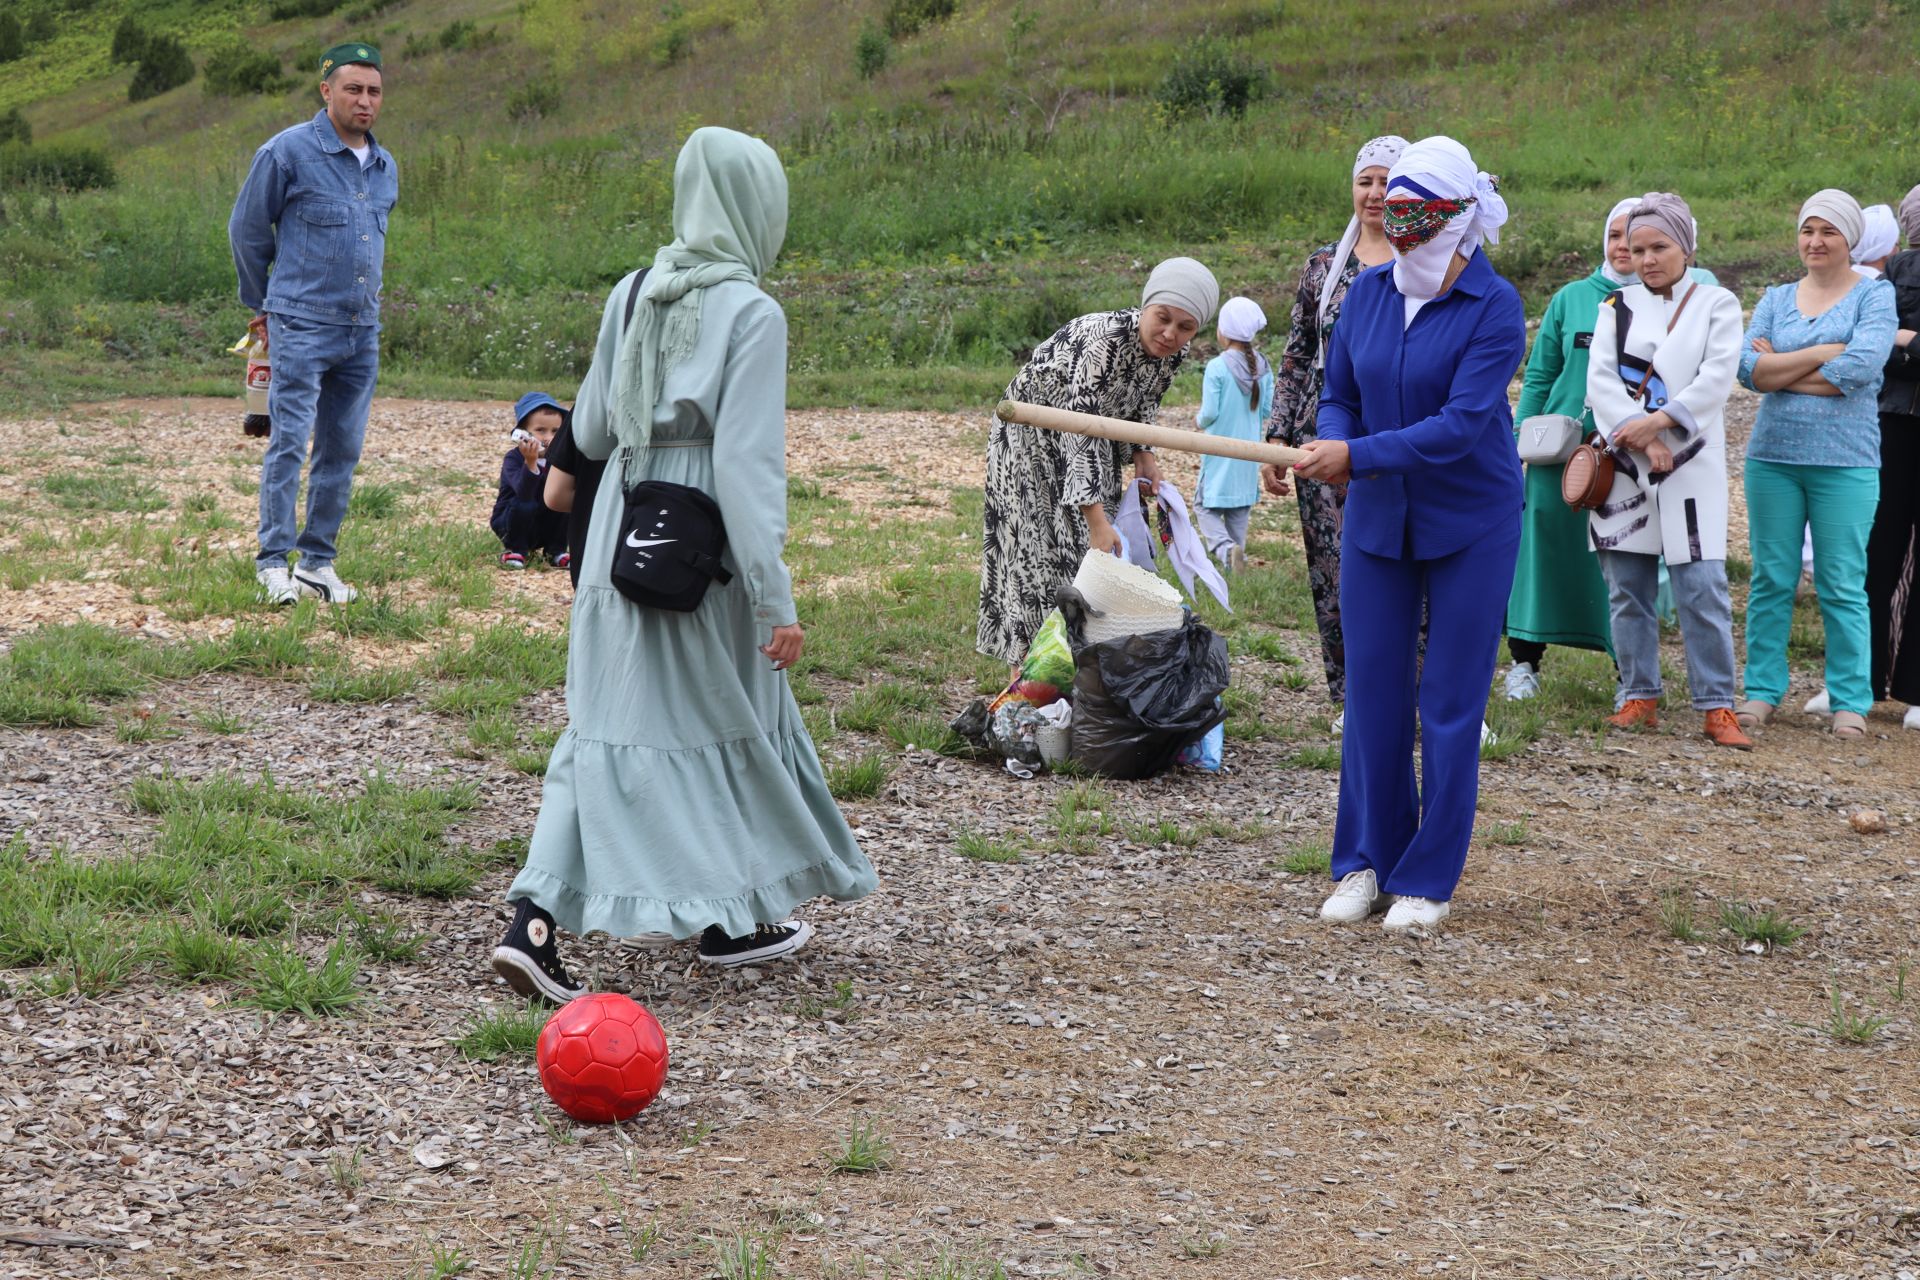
[491,392,570,570]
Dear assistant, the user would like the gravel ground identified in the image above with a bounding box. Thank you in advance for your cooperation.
[2,395,1917,1280]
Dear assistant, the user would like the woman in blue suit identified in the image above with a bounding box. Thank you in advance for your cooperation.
[1291,136,1527,933]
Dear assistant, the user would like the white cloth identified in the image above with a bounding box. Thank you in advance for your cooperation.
[1852,203,1898,264]
[348,141,371,168]
[1216,296,1267,343]
[1386,135,1508,303]
[1585,282,1744,563]
[1111,479,1230,611]
[1854,263,1885,280]
[1317,135,1409,338]
[1599,196,1644,287]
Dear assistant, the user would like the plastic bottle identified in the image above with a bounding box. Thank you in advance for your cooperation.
[232,331,271,437]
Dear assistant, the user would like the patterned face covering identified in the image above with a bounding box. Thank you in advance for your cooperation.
[1383,196,1475,254]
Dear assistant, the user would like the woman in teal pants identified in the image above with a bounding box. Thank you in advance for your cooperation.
[1736,189,1898,740]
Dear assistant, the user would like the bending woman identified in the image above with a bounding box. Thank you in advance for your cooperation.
[977,258,1219,664]
[1299,136,1526,933]
[1262,135,1405,715]
[1736,189,1898,739]
[1585,194,1750,750]
[491,128,876,999]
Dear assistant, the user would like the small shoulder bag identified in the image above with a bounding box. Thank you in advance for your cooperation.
[1562,285,1696,511]
[606,270,737,613]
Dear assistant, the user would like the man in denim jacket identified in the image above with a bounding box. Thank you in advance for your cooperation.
[229,42,398,605]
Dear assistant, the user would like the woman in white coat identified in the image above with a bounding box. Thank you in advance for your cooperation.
[1586,193,1752,749]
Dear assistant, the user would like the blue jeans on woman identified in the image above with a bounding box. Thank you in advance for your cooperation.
[1598,551,1736,709]
[257,314,380,571]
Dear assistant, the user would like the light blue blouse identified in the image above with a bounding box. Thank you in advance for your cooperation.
[1737,277,1898,469]
[1195,354,1274,510]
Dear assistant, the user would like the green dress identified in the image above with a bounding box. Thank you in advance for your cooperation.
[508,273,877,938]
[1508,269,1618,655]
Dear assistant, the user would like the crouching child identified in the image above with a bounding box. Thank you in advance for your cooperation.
[492,392,571,570]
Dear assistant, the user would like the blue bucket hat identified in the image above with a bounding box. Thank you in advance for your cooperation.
[513,392,565,430]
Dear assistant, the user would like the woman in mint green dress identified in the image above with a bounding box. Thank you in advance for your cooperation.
[491,128,876,1001]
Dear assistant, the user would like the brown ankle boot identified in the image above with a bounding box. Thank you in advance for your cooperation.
[1606,698,1659,730]
[1704,707,1753,750]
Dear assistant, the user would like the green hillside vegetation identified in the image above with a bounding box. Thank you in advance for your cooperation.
[2,0,1918,412]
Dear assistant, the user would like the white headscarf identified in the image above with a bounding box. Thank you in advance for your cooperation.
[1141,256,1220,327]
[1317,135,1408,344]
[1386,136,1508,303]
[1216,296,1267,343]
[1852,203,1898,265]
[1598,196,1643,287]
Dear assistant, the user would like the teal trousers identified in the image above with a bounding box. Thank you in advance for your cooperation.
[1742,458,1879,714]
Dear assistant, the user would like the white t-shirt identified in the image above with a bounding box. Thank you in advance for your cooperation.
[348,142,371,168]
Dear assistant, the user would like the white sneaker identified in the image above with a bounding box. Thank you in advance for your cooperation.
[293,562,359,604]
[256,565,299,606]
[1904,705,1920,732]
[1502,662,1540,701]
[1329,710,1345,737]
[1802,688,1831,717]
[1319,869,1388,923]
[1382,896,1450,932]
[1480,721,1498,748]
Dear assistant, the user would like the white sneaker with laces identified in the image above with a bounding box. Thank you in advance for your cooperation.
[1904,705,1920,732]
[293,562,359,604]
[1319,869,1388,923]
[1329,710,1345,737]
[1802,688,1831,716]
[1480,721,1498,748]
[256,565,299,606]
[1383,896,1450,931]
[1502,662,1540,701]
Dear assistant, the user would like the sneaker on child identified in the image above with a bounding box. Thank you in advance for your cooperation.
[491,899,587,1004]
[500,551,527,571]
[696,920,813,968]
[1502,662,1540,701]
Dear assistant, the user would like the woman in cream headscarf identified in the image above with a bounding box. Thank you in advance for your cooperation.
[977,257,1218,665]
[1261,135,1405,719]
[491,128,876,997]
[1295,135,1526,934]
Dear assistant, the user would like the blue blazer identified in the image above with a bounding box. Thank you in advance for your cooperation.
[1316,250,1527,560]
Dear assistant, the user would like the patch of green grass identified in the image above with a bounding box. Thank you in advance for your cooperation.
[456,1002,550,1061]
[466,711,518,757]
[348,482,407,520]
[114,710,179,743]
[348,907,429,963]
[310,666,419,704]
[1823,982,1893,1045]
[190,705,249,734]
[1720,902,1809,951]
[1124,818,1202,849]
[1484,819,1529,846]
[954,827,1023,863]
[45,471,167,513]
[1278,841,1330,876]
[1655,884,1710,943]
[712,1233,778,1280]
[161,924,246,984]
[323,595,445,642]
[883,712,970,756]
[245,939,361,1016]
[1290,743,1341,770]
[825,752,892,800]
[838,682,936,733]
[1050,780,1116,854]
[199,886,294,938]
[829,1117,894,1176]
[425,1242,474,1279]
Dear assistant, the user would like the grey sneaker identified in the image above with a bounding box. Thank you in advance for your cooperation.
[293,563,359,604]
[256,565,299,606]
[1502,662,1540,701]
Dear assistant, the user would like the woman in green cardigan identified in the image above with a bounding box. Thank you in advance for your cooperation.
[1503,198,1718,698]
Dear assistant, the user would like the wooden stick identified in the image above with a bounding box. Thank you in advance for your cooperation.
[996,399,1306,467]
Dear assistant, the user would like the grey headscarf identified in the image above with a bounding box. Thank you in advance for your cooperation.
[1627,193,1697,263]
[611,127,788,477]
[1798,189,1864,249]
[1141,257,1220,327]
[1900,184,1920,248]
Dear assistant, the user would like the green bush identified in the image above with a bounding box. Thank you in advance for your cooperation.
[506,81,560,121]
[205,43,290,97]
[26,11,55,45]
[129,35,196,103]
[884,0,956,39]
[1155,35,1269,118]
[109,15,147,65]
[855,24,889,80]
[0,142,116,191]
[0,108,28,146]
[267,0,347,18]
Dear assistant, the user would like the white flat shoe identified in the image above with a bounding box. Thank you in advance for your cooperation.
[1904,705,1920,732]
[1329,710,1345,737]
[1319,869,1387,923]
[1382,896,1450,932]
[1802,688,1831,717]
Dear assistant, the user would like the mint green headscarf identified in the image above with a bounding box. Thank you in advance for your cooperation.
[611,126,789,473]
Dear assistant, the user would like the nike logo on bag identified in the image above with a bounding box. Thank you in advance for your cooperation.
[625,534,676,549]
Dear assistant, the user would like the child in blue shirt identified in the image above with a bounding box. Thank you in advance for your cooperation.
[1195,297,1275,572]
[491,392,571,570]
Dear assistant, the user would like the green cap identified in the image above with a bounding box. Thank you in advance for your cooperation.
[319,42,381,76]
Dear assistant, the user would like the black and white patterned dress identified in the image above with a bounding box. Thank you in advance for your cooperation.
[977,309,1185,663]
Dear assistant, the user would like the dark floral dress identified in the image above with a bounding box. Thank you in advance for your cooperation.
[1268,243,1361,704]
[977,309,1184,664]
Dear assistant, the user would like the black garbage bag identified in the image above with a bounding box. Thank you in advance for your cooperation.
[1069,617,1230,779]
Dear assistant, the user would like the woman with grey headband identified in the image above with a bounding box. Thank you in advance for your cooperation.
[976,257,1219,666]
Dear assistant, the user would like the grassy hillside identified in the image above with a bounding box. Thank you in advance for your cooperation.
[3,0,1920,412]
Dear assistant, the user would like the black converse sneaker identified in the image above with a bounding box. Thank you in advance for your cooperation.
[491,899,587,1003]
[696,920,813,968]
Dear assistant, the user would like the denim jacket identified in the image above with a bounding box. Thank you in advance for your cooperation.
[229,110,399,327]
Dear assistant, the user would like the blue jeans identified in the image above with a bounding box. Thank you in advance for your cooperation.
[258,314,379,570]
[1598,551,1736,710]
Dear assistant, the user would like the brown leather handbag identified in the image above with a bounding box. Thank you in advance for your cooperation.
[1562,284,1697,512]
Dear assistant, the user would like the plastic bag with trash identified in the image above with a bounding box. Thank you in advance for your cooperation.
[1068,617,1230,780]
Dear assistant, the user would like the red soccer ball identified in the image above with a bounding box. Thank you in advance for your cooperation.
[534,993,669,1124]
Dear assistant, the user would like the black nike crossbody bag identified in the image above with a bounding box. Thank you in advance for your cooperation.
[606,270,736,613]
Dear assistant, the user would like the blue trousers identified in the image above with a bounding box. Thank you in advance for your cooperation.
[1332,517,1520,902]
[258,314,380,570]
[491,496,568,558]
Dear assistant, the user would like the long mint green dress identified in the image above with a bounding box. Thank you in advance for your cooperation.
[508,272,877,938]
